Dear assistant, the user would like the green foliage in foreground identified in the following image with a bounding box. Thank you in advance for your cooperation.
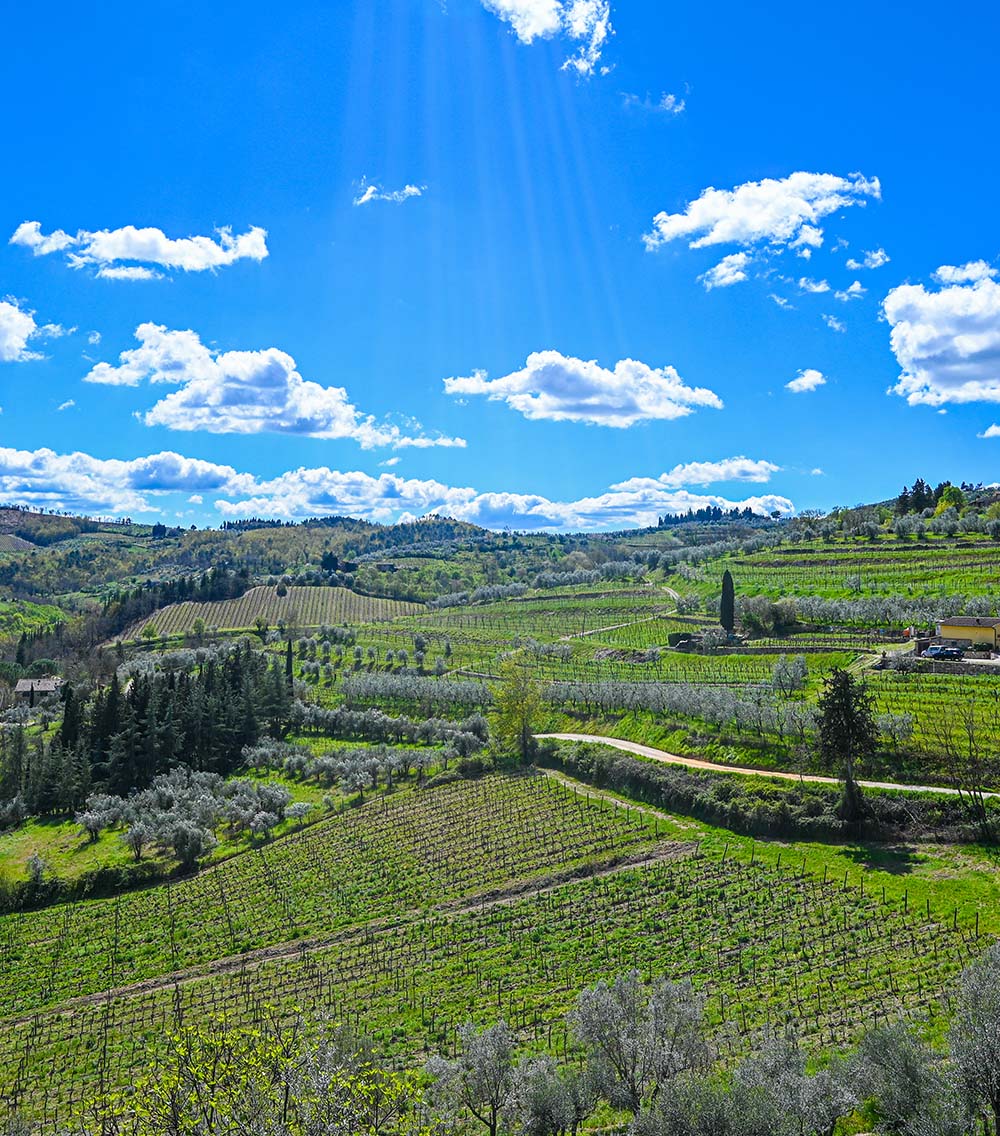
[9,946,1000,1136]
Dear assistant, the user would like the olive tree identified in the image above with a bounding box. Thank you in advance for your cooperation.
[569,971,709,1117]
[425,1021,518,1136]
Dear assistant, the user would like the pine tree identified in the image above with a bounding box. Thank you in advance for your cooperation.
[720,570,735,634]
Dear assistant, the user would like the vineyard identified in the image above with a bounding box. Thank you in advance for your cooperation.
[696,540,1000,601]
[130,586,422,638]
[0,534,35,552]
[0,773,984,1123]
[0,774,658,1021]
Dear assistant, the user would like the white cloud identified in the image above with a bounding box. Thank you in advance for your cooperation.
[644,171,880,252]
[885,272,1000,406]
[481,0,612,76]
[790,225,824,258]
[85,324,465,449]
[0,300,42,363]
[622,91,685,115]
[933,261,998,284]
[978,425,1000,439]
[0,447,255,514]
[811,468,824,476]
[96,265,164,281]
[215,469,791,529]
[613,456,780,489]
[834,280,865,301]
[699,252,750,290]
[9,221,268,276]
[353,180,425,206]
[36,322,75,339]
[823,314,846,333]
[9,222,76,255]
[57,399,76,411]
[846,247,890,270]
[786,368,827,393]
[443,349,722,427]
[0,444,793,529]
[797,277,830,294]
[769,294,793,310]
[88,331,101,345]
[380,456,402,467]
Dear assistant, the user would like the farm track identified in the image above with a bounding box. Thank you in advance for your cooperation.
[536,733,998,798]
[3,841,693,1027]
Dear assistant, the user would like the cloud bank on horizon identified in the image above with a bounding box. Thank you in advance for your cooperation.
[0,444,791,529]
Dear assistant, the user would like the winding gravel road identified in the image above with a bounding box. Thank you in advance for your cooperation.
[535,732,995,798]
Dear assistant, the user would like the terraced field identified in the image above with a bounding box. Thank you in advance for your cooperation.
[131,585,422,637]
[0,772,984,1126]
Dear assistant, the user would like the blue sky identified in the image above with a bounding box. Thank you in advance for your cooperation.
[1,0,999,530]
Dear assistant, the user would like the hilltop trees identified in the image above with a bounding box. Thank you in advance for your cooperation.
[816,669,879,822]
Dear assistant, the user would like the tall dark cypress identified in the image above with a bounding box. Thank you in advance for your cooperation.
[720,569,736,634]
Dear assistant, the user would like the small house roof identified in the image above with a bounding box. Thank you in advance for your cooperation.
[14,678,62,693]
[937,617,1000,628]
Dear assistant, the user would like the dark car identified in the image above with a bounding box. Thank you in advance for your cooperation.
[924,645,964,660]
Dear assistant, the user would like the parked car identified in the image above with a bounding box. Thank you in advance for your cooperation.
[924,644,964,660]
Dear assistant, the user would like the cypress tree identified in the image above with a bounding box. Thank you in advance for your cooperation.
[816,669,878,823]
[720,569,736,634]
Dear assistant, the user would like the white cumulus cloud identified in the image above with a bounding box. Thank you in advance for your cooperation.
[846,247,890,270]
[481,0,612,76]
[644,171,880,253]
[834,280,865,301]
[933,261,998,285]
[443,349,722,427]
[10,221,268,277]
[797,277,830,294]
[823,314,846,333]
[978,425,1000,439]
[0,300,41,362]
[85,324,465,449]
[0,299,67,362]
[612,456,781,489]
[699,253,750,290]
[885,270,1000,406]
[786,368,827,393]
